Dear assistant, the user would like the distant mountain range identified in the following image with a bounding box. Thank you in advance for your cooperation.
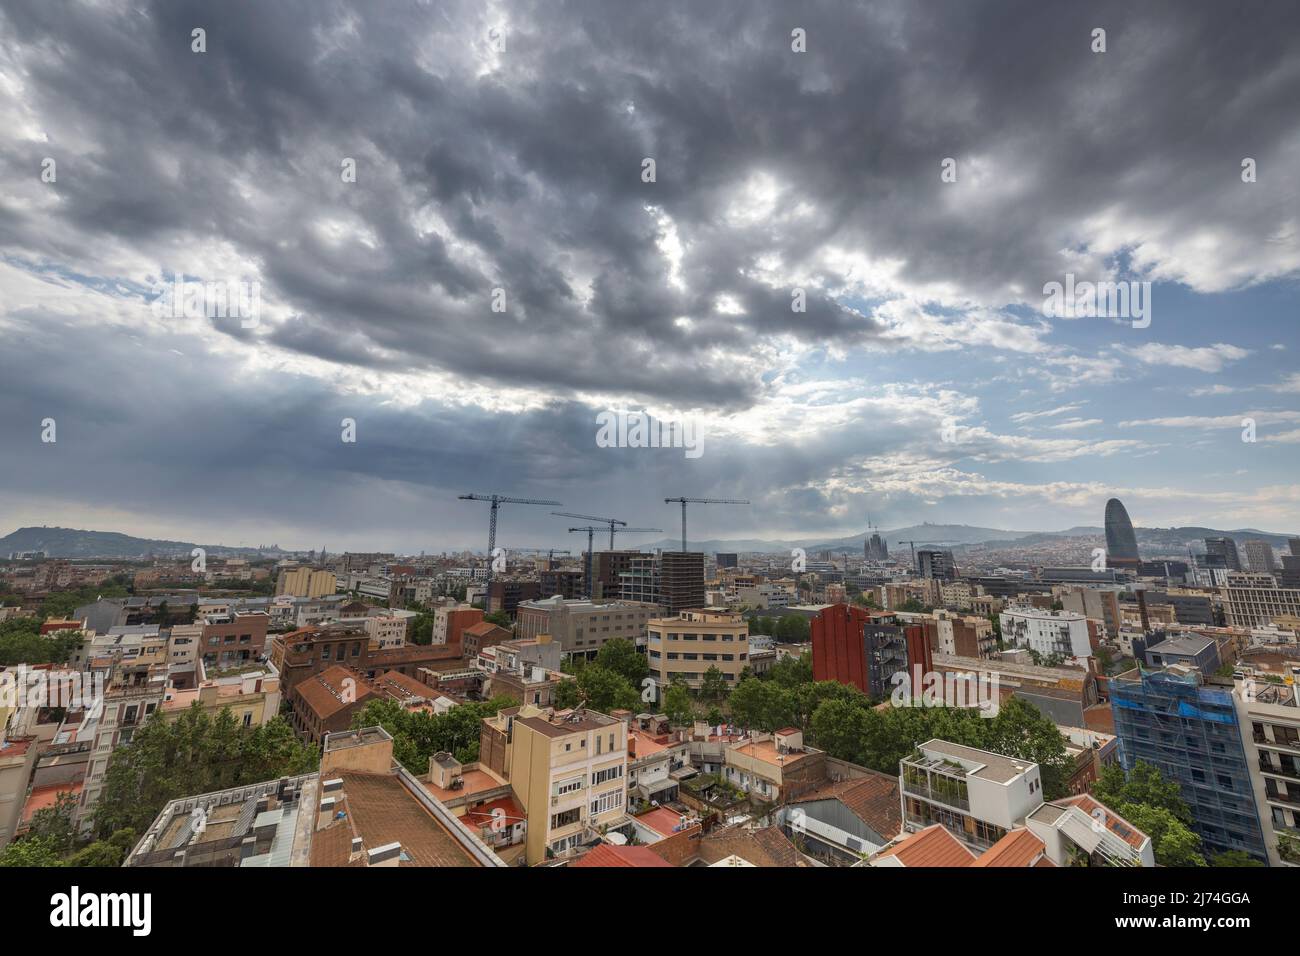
[2,521,1295,560]
[655,521,1298,556]
[0,527,280,560]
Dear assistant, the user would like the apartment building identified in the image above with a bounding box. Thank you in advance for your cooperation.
[723,728,826,803]
[364,614,408,650]
[275,566,337,599]
[1231,666,1300,866]
[999,607,1092,660]
[1111,666,1268,862]
[899,739,1154,866]
[166,623,203,673]
[432,603,483,647]
[516,597,658,658]
[811,604,930,699]
[925,610,995,659]
[1059,587,1122,638]
[77,659,169,834]
[200,610,270,669]
[480,705,629,864]
[1224,583,1300,627]
[161,662,281,729]
[647,609,749,691]
[737,584,791,610]
[269,624,463,699]
[660,552,706,615]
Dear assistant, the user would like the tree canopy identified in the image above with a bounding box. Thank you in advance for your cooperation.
[93,704,318,838]
[349,694,517,772]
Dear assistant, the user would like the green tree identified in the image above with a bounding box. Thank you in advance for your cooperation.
[409,611,434,645]
[700,666,727,702]
[809,698,873,764]
[0,836,66,867]
[570,665,640,713]
[664,683,694,727]
[350,695,517,771]
[764,652,812,688]
[68,829,137,867]
[24,791,79,855]
[483,610,513,628]
[1091,761,1194,825]
[92,705,318,838]
[1209,849,1264,867]
[1117,802,1205,867]
[594,638,649,687]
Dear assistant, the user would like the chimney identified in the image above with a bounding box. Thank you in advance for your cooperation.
[367,841,402,867]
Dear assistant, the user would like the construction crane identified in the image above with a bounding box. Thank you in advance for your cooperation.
[458,493,562,606]
[663,497,750,553]
[897,540,918,571]
[551,512,629,549]
[567,526,662,598]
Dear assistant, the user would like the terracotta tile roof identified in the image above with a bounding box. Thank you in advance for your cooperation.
[21,783,83,825]
[970,828,1046,867]
[294,665,375,720]
[788,774,901,841]
[874,825,975,867]
[464,622,510,639]
[635,806,693,837]
[310,818,364,868]
[372,670,435,702]
[326,771,480,867]
[1053,794,1149,850]
[572,844,674,868]
[697,826,802,868]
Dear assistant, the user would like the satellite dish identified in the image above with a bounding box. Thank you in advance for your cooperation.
[605,832,628,845]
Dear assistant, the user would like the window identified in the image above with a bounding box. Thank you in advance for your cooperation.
[590,789,623,815]
[550,808,581,829]
[592,765,623,786]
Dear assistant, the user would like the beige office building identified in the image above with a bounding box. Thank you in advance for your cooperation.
[276,567,338,599]
[647,609,749,691]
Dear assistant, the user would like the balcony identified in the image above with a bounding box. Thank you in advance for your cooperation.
[1259,758,1300,781]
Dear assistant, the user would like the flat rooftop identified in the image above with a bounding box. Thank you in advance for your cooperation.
[912,739,1032,784]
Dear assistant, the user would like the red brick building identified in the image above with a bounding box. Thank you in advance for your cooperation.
[811,604,930,699]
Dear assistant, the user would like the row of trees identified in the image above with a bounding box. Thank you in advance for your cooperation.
[747,614,810,642]
[0,616,85,666]
[349,695,517,771]
[92,704,319,838]
[0,702,319,866]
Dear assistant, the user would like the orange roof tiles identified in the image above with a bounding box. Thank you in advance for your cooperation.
[636,806,692,837]
[788,774,901,840]
[875,825,975,867]
[573,844,673,868]
[970,828,1046,867]
[1054,794,1148,849]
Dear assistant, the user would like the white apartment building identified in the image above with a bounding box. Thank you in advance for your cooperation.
[999,607,1092,660]
[1232,666,1300,866]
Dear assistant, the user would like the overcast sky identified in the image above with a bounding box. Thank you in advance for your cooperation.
[1,0,1297,553]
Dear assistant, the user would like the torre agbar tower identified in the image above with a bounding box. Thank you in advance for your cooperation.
[1104,498,1141,571]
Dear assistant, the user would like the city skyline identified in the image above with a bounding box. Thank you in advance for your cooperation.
[2,0,1298,554]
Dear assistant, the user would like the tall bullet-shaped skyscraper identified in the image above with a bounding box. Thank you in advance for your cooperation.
[1104,498,1140,569]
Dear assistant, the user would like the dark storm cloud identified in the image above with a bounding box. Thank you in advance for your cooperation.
[3,0,1294,406]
